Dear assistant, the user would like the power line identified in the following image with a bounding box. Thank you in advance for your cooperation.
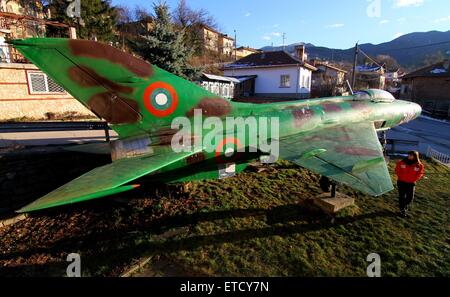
[359,48,383,68]
[368,40,450,52]
[355,40,450,68]
[358,40,450,70]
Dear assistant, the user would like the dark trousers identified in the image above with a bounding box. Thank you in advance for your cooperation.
[397,181,415,212]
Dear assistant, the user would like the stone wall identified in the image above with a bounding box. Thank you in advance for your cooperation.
[0,63,95,120]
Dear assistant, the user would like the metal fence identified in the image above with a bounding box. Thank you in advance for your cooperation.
[384,139,419,155]
[427,146,450,167]
[0,121,111,142]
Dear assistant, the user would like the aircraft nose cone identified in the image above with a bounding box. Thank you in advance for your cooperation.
[396,100,422,125]
[412,102,422,119]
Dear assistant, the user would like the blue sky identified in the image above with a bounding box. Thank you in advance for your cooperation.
[111,0,450,49]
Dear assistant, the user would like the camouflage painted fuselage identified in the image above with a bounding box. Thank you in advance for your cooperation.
[11,38,422,212]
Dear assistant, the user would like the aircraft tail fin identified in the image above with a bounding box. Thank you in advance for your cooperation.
[10,38,232,137]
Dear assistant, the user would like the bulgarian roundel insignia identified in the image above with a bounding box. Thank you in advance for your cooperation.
[143,82,178,117]
[215,137,242,164]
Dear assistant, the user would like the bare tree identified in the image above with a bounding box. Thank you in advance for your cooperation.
[116,5,133,25]
[134,5,152,22]
[375,55,401,72]
[171,0,220,56]
[172,0,218,30]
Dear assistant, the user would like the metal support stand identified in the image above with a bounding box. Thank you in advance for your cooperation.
[381,131,387,154]
[314,181,354,224]
[104,124,111,143]
[330,183,337,223]
[331,183,337,198]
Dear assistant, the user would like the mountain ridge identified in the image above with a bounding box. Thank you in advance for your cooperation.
[260,30,450,69]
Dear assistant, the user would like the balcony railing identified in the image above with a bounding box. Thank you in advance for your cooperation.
[0,44,28,63]
[0,16,11,31]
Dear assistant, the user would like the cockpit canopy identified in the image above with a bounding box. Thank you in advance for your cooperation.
[353,89,396,103]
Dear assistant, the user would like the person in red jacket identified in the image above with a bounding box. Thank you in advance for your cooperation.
[395,151,425,217]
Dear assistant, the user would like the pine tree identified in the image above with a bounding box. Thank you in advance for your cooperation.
[45,0,117,41]
[129,2,202,81]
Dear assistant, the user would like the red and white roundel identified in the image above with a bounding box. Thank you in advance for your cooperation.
[143,82,179,117]
[215,137,242,164]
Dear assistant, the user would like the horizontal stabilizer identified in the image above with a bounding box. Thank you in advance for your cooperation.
[63,142,112,155]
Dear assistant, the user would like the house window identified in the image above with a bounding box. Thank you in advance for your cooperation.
[280,75,291,88]
[27,71,65,94]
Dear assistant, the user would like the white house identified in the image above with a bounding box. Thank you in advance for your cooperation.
[198,73,239,99]
[224,45,317,99]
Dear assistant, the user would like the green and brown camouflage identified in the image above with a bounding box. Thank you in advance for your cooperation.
[10,38,422,213]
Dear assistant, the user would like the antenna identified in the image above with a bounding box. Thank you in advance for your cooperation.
[282,33,286,50]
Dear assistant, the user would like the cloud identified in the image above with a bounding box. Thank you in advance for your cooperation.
[394,32,404,39]
[326,23,344,28]
[394,0,424,7]
[434,15,450,23]
[397,17,407,23]
[244,12,251,17]
[273,24,280,28]
[262,32,282,41]
[379,19,390,24]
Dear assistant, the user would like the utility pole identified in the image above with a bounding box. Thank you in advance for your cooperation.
[351,42,359,90]
[234,29,237,62]
[282,33,286,50]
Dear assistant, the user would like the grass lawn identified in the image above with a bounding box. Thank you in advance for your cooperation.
[0,152,448,277]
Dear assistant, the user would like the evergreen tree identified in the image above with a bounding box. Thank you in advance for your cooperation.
[129,2,201,81]
[45,0,117,41]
